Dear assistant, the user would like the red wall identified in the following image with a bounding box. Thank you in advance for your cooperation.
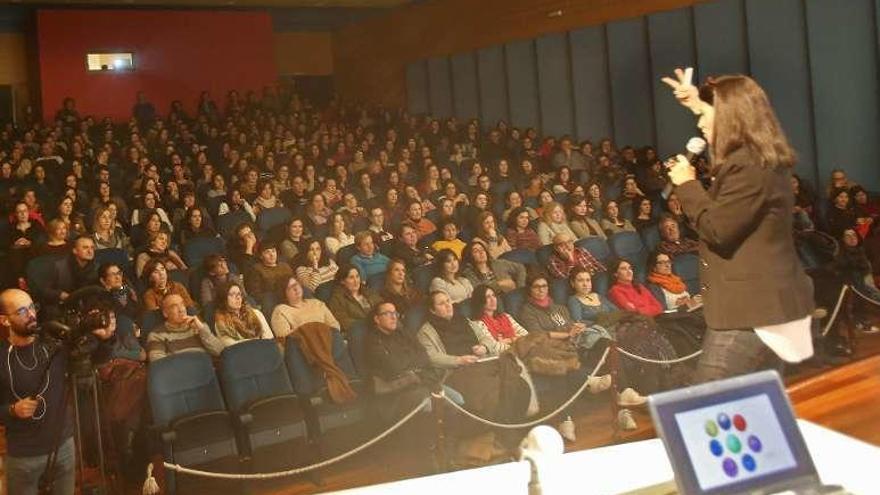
[37,9,278,121]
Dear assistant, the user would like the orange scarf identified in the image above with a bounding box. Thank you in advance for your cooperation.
[647,271,687,294]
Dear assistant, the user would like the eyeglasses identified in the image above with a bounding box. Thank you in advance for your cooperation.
[377,311,400,318]
[531,283,549,289]
[7,303,36,318]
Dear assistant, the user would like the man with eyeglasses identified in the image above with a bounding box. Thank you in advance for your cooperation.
[0,288,114,495]
[365,302,442,411]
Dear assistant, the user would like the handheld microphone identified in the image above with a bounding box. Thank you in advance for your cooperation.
[519,425,564,495]
[665,137,707,170]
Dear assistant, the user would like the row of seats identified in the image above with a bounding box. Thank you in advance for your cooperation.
[148,335,367,494]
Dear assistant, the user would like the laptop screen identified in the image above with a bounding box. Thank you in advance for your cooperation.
[650,371,817,495]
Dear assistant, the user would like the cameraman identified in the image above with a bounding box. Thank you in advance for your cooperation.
[0,288,115,495]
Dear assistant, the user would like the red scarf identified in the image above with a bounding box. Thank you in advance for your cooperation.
[481,313,515,340]
[530,295,552,309]
[647,271,687,294]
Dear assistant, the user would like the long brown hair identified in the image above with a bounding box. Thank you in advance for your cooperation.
[707,75,796,169]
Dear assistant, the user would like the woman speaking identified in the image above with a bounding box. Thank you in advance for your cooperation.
[662,69,814,383]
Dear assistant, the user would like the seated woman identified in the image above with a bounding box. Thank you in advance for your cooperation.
[218,186,257,222]
[472,211,512,259]
[501,190,538,224]
[388,223,436,269]
[469,285,529,354]
[567,195,607,241]
[131,191,173,230]
[646,252,702,311]
[131,211,171,250]
[142,258,196,311]
[381,258,423,313]
[253,179,282,215]
[350,231,390,281]
[34,219,69,258]
[305,191,333,230]
[418,290,495,369]
[505,206,542,251]
[272,276,341,341]
[8,201,46,280]
[607,258,663,316]
[199,254,244,308]
[325,212,355,256]
[536,201,578,246]
[328,264,383,334]
[279,217,311,265]
[550,166,577,195]
[92,205,131,252]
[461,241,525,294]
[177,207,217,247]
[431,219,467,259]
[600,200,637,236]
[831,228,880,301]
[135,231,187,279]
[429,249,474,304]
[547,232,606,280]
[632,197,657,232]
[213,281,273,346]
[294,239,339,293]
[55,195,87,240]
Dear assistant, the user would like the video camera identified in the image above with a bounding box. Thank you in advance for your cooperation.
[40,286,115,376]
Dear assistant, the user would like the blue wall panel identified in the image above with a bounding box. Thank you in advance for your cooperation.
[451,52,479,121]
[477,45,509,128]
[504,39,540,131]
[427,56,453,118]
[536,32,575,138]
[806,0,880,188]
[405,61,429,115]
[693,0,749,79]
[569,25,613,143]
[648,8,698,157]
[607,17,655,148]
[746,0,817,184]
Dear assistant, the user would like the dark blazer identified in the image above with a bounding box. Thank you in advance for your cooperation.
[675,147,813,329]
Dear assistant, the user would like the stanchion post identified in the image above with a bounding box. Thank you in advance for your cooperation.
[609,341,621,438]
[845,289,858,354]
[431,389,448,472]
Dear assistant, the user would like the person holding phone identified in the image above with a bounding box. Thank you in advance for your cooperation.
[661,69,814,382]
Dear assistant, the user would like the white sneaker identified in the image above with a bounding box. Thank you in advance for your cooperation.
[587,374,613,394]
[618,409,637,431]
[617,388,648,407]
[557,415,576,442]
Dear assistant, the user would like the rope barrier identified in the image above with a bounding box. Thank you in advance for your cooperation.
[615,347,703,365]
[158,396,430,480]
[821,285,850,337]
[432,346,609,429]
[847,285,880,308]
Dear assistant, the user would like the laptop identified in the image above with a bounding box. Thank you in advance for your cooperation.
[644,370,849,495]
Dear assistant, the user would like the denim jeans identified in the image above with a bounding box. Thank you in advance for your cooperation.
[7,437,76,495]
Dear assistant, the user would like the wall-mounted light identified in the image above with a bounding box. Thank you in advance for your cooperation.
[547,9,563,18]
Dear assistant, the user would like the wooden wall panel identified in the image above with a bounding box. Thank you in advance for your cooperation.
[504,38,539,131]
[806,0,880,188]
[745,0,817,184]
[450,52,479,120]
[477,45,508,128]
[427,56,453,118]
[405,60,428,114]
[536,32,574,138]
[607,17,655,148]
[333,0,706,107]
[274,32,333,76]
[648,8,697,157]
[569,25,613,143]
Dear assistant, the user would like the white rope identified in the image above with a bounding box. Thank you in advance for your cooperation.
[821,285,850,337]
[433,347,609,430]
[615,347,703,365]
[847,284,880,307]
[161,396,430,480]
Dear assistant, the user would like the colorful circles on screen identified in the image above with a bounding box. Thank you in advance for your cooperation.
[722,457,738,477]
[705,420,719,437]
[704,411,763,479]
[726,434,742,454]
[717,413,731,431]
[748,435,762,453]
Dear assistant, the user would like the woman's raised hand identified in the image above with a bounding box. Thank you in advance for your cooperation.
[661,68,702,114]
